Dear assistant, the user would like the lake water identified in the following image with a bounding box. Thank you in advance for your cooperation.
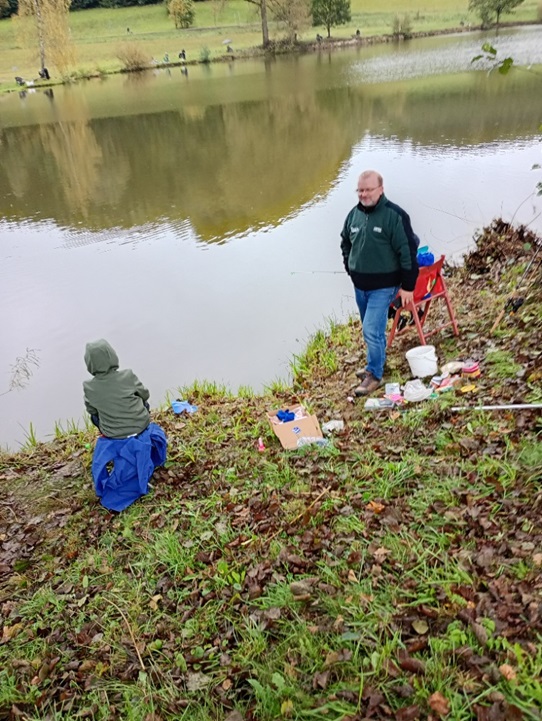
[1,26,541,449]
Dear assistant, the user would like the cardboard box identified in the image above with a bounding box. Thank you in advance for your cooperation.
[267,405,323,450]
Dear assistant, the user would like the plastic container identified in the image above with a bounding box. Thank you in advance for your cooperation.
[417,248,435,267]
[385,382,401,395]
[322,420,345,435]
[405,345,438,378]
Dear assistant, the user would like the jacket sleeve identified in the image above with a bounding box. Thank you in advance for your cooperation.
[340,213,352,275]
[390,210,419,292]
[84,399,98,416]
[132,373,150,403]
[83,382,98,416]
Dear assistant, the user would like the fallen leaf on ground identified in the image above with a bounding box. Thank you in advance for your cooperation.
[2,623,23,641]
[396,704,420,721]
[186,672,212,691]
[499,664,516,681]
[412,620,429,635]
[398,656,425,674]
[281,699,294,717]
[324,651,340,667]
[429,691,450,716]
[149,594,162,610]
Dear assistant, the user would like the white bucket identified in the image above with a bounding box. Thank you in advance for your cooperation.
[405,345,438,378]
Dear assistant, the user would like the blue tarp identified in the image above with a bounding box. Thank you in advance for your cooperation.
[91,423,167,512]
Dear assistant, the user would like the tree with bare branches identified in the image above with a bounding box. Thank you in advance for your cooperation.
[16,0,76,77]
[272,0,311,42]
[242,0,270,47]
[241,0,312,47]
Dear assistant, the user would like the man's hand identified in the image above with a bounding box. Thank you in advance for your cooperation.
[399,289,414,306]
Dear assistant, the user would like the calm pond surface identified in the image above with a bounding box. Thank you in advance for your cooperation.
[1,26,541,448]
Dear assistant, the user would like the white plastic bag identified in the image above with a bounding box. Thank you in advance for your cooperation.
[322,420,345,435]
[403,379,433,402]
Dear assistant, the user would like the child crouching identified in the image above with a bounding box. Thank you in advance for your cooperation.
[83,339,166,512]
[83,339,150,438]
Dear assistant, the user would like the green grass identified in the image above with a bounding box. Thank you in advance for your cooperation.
[1,0,540,91]
[0,225,541,719]
[485,348,523,379]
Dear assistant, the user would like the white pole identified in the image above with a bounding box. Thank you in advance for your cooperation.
[450,403,542,411]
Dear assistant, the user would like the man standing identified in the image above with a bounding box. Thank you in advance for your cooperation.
[341,170,419,395]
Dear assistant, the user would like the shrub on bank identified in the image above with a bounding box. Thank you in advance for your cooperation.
[391,12,413,38]
[116,41,150,70]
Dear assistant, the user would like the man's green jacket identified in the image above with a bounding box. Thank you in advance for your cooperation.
[340,193,419,292]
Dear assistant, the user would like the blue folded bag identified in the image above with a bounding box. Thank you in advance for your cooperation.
[171,400,198,414]
[92,423,167,512]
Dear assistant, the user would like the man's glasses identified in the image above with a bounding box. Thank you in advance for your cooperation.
[357,187,380,193]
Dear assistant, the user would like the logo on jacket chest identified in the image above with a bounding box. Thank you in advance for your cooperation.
[373,226,382,233]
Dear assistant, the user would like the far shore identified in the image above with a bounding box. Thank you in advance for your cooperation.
[2,19,541,96]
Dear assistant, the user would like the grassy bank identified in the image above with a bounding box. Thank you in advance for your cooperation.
[0,0,541,92]
[1,220,541,720]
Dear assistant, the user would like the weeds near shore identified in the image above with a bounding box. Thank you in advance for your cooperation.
[0,348,40,396]
[116,41,151,71]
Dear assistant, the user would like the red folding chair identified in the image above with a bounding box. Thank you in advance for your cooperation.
[387,255,459,346]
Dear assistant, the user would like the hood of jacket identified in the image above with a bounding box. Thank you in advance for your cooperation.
[85,339,119,376]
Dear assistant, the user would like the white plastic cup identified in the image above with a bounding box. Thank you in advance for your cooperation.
[405,345,438,378]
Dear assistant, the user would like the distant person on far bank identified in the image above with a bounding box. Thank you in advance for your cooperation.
[340,170,418,396]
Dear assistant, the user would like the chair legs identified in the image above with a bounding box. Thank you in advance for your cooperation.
[443,291,459,336]
[411,301,428,345]
[387,292,458,348]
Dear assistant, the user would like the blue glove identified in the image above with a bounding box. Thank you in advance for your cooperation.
[276,409,295,422]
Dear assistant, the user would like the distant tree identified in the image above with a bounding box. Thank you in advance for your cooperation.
[272,0,311,42]
[98,0,162,6]
[391,13,413,39]
[70,0,99,9]
[311,0,351,38]
[242,0,270,47]
[0,0,18,18]
[16,0,76,76]
[237,0,312,48]
[168,0,194,28]
[469,0,525,28]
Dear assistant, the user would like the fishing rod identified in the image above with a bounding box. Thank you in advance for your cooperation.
[450,403,542,412]
[290,270,344,275]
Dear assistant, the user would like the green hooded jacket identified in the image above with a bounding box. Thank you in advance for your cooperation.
[83,339,150,439]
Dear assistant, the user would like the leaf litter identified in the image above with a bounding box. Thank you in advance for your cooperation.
[0,220,541,720]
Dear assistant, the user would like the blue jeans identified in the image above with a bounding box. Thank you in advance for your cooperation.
[354,286,399,380]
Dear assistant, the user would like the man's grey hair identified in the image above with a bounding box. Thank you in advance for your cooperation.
[359,170,383,187]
